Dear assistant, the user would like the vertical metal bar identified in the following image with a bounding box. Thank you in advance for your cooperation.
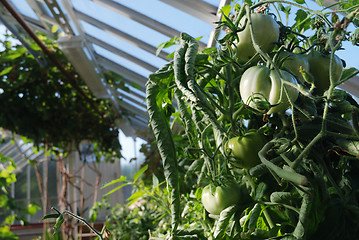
[67,142,78,239]
[207,0,231,48]
[10,182,15,217]
[27,164,31,222]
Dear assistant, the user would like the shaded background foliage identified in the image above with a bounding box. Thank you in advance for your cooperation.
[0,32,121,154]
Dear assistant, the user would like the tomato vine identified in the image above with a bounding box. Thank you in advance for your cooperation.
[146,1,359,239]
[0,32,122,157]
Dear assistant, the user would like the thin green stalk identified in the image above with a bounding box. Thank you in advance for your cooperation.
[244,169,257,194]
[250,0,333,27]
[244,170,275,229]
[352,110,359,136]
[261,201,300,214]
[259,141,308,186]
[291,131,324,169]
[318,156,344,199]
[225,65,237,131]
[293,193,310,239]
[200,121,216,180]
[62,210,103,240]
[262,207,275,229]
[324,4,359,14]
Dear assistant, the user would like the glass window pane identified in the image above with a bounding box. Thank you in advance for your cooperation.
[9,0,39,20]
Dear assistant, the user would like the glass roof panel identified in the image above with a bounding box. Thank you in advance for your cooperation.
[72,0,174,49]
[81,21,169,70]
[112,0,213,42]
[9,0,38,20]
[93,44,152,78]
[202,0,220,6]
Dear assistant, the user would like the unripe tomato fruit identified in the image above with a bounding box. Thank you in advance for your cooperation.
[240,65,299,114]
[279,51,310,84]
[201,182,241,215]
[307,51,343,94]
[235,13,280,62]
[226,131,265,169]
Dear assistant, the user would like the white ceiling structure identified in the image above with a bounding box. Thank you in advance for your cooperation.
[0,0,230,136]
[0,0,358,137]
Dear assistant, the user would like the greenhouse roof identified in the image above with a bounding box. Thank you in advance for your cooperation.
[1,0,359,137]
[0,0,230,135]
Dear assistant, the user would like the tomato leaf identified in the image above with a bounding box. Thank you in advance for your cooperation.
[338,67,359,84]
[133,164,148,182]
[0,66,13,76]
[213,205,237,239]
[126,191,144,206]
[254,182,267,200]
[220,5,232,21]
[41,213,60,221]
[335,138,359,157]
[101,175,127,189]
[248,204,262,231]
[293,0,306,4]
[315,0,324,6]
[104,183,130,196]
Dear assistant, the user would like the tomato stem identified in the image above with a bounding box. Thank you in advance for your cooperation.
[259,141,308,186]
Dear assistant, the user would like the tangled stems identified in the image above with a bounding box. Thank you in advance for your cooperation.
[49,207,106,240]
[259,141,308,186]
[250,0,333,27]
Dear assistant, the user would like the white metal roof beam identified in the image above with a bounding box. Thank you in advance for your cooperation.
[207,0,231,48]
[117,98,149,120]
[159,0,218,24]
[91,0,207,50]
[117,88,146,109]
[95,54,148,88]
[86,34,158,73]
[43,0,75,35]
[25,0,53,33]
[128,116,149,130]
[75,10,170,61]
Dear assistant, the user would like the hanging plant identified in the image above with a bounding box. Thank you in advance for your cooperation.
[0,32,122,158]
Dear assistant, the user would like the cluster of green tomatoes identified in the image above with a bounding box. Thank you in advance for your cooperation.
[201,12,344,216]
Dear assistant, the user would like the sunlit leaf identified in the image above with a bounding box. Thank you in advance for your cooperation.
[104,183,130,196]
[101,175,127,189]
[133,164,148,182]
[0,66,13,76]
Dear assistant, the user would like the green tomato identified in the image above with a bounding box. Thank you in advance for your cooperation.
[226,131,265,169]
[240,65,299,114]
[235,13,280,62]
[279,51,310,84]
[201,182,241,215]
[307,51,343,94]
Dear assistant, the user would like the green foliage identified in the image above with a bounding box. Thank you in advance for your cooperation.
[0,32,121,158]
[144,0,359,239]
[0,153,41,239]
[101,180,171,240]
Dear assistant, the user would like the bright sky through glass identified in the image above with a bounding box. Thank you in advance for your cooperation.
[275,0,359,69]
[112,0,213,42]
[9,0,38,20]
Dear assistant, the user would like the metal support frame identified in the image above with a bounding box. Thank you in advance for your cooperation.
[96,55,148,87]
[87,34,158,73]
[159,0,218,24]
[75,10,170,60]
[92,0,207,50]
[207,0,231,48]
[43,0,75,35]
[25,0,54,34]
